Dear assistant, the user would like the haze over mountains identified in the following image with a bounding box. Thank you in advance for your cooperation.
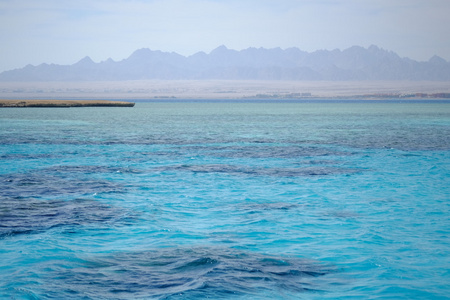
[1,45,450,81]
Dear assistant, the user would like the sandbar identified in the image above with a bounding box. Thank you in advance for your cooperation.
[0,99,135,107]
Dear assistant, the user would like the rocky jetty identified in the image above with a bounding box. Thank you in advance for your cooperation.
[0,99,135,107]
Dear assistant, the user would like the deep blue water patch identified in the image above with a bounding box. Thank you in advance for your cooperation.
[45,165,143,175]
[39,247,335,299]
[0,198,138,238]
[0,170,124,199]
[155,163,360,177]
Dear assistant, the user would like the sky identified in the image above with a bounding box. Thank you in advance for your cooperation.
[1,0,449,72]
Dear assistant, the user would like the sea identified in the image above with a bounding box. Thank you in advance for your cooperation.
[0,101,449,299]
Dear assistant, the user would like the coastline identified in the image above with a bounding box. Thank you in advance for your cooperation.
[0,99,135,107]
[1,80,450,101]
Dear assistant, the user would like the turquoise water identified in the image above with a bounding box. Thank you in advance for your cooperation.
[0,102,449,299]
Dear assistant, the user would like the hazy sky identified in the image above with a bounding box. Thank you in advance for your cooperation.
[1,0,449,72]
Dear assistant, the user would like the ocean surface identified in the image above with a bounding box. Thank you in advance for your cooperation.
[0,101,449,299]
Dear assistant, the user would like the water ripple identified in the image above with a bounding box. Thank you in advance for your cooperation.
[47,247,335,299]
[156,164,360,177]
[0,171,124,199]
[0,198,137,238]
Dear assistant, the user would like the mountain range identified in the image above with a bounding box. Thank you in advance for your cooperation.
[1,45,450,81]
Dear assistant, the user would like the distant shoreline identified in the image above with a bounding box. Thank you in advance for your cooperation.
[1,80,449,101]
[0,99,135,107]
[2,99,449,107]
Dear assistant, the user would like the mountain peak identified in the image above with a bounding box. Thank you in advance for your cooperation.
[210,45,230,54]
[74,56,94,66]
[128,48,163,60]
[368,44,380,52]
[429,55,447,65]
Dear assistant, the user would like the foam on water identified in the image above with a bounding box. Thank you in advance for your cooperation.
[0,102,449,299]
